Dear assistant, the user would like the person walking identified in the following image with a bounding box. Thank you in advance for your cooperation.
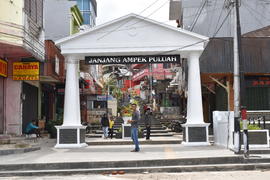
[144,107,152,140]
[101,113,109,139]
[109,117,115,139]
[128,103,140,152]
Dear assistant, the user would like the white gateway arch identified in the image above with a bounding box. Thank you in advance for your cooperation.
[55,14,210,148]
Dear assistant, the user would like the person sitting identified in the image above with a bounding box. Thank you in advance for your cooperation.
[25,120,41,138]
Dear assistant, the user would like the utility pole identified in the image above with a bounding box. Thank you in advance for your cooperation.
[233,0,249,156]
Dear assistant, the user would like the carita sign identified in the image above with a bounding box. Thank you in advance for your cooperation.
[85,55,180,65]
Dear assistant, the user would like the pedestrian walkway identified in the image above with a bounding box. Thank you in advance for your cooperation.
[0,136,236,164]
[85,136,182,145]
[1,136,270,177]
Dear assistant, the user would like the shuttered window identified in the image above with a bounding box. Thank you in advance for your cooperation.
[24,0,43,28]
[246,87,270,110]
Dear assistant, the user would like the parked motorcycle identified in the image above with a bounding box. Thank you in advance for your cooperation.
[170,119,186,132]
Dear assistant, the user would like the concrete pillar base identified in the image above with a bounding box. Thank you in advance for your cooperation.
[54,125,87,148]
[182,123,210,146]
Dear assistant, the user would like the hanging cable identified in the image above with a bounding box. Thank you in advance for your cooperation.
[190,0,208,31]
[213,0,227,37]
[97,0,165,40]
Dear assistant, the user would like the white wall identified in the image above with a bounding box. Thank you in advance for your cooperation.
[213,111,234,149]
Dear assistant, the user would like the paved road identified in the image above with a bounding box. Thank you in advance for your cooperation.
[1,171,270,180]
[0,138,237,165]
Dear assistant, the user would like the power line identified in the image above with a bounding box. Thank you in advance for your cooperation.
[207,0,218,36]
[190,0,208,31]
[125,0,170,28]
[213,7,232,37]
[185,7,222,19]
[242,2,264,27]
[213,0,227,37]
[154,6,233,56]
[48,4,223,41]
[241,0,270,22]
[97,0,164,40]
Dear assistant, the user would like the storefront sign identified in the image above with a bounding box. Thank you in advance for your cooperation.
[0,59,7,77]
[85,55,180,65]
[246,76,270,87]
[13,62,39,81]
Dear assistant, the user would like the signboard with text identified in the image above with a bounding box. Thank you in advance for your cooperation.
[246,76,270,87]
[85,55,180,65]
[13,62,39,81]
[0,59,7,77]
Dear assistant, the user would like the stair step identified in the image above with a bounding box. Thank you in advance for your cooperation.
[1,157,270,177]
[145,133,174,137]
[94,129,171,135]
[85,134,103,138]
[86,140,181,145]
[143,129,171,133]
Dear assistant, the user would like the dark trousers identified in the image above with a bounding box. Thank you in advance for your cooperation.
[27,128,41,137]
[146,126,151,139]
[109,128,114,139]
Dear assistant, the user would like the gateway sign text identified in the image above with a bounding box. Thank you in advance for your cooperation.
[85,55,180,65]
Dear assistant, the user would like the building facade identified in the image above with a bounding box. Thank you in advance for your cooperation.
[181,0,270,37]
[0,0,45,135]
[75,0,97,27]
[200,37,270,124]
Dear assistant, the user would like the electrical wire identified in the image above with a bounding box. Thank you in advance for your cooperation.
[242,2,264,27]
[97,0,165,40]
[153,6,233,56]
[213,0,227,37]
[190,0,208,31]
[241,0,270,22]
[189,0,205,30]
[212,7,232,37]
[207,0,218,36]
[124,0,170,28]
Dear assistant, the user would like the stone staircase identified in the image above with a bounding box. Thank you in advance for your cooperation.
[86,115,175,138]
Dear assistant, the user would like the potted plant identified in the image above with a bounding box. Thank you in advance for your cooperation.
[121,104,133,124]
[240,123,269,148]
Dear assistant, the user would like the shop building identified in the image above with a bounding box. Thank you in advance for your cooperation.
[0,0,45,135]
[200,37,270,124]
[0,59,7,134]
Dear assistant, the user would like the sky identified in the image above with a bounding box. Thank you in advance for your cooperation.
[96,0,176,26]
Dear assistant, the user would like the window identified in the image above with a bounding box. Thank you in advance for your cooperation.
[82,12,91,24]
[55,55,59,75]
[246,87,270,110]
[82,0,90,10]
[24,0,43,28]
[76,0,95,25]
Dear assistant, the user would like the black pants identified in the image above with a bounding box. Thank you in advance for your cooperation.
[146,126,151,139]
[27,128,41,137]
[109,128,114,139]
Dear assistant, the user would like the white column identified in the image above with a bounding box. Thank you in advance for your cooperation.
[186,51,204,124]
[63,56,81,126]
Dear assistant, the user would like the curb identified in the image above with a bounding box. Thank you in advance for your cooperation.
[0,146,41,156]
[86,140,181,145]
[1,163,270,177]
